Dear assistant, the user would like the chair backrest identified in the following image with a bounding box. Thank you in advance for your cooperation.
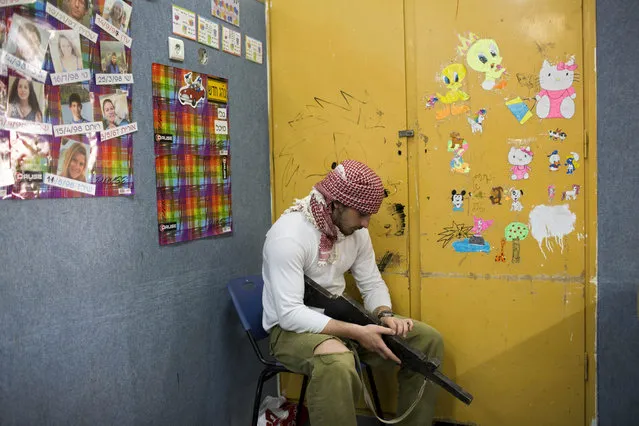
[227,275,269,341]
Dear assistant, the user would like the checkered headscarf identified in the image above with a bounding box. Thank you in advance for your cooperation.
[285,160,384,265]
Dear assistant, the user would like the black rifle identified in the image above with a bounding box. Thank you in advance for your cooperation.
[303,275,473,405]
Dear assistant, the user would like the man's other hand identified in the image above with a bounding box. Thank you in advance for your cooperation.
[380,316,414,338]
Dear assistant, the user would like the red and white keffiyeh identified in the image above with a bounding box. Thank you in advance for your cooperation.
[284,160,384,265]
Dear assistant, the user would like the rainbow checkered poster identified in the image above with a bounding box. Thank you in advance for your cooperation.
[0,1,135,200]
[152,63,232,245]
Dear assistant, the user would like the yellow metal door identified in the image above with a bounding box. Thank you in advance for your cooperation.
[269,0,589,424]
[411,1,586,425]
[269,0,410,411]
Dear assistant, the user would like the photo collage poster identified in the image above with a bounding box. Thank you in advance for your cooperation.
[152,63,232,245]
[0,0,135,200]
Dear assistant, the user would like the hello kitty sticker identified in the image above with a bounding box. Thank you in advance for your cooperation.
[508,146,533,180]
[535,56,578,119]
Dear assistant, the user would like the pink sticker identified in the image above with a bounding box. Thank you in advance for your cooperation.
[508,146,533,180]
[535,56,578,119]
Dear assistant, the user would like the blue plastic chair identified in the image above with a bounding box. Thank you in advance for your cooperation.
[227,275,384,426]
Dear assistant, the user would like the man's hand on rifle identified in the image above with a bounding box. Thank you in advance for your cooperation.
[380,316,414,338]
[353,324,401,364]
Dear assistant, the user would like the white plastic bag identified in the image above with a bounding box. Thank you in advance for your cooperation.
[257,395,307,426]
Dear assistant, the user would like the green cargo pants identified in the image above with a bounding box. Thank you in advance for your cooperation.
[269,318,443,426]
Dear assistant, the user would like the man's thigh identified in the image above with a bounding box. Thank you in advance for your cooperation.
[269,326,347,376]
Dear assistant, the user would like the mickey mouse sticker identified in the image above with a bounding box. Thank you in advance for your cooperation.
[451,189,468,212]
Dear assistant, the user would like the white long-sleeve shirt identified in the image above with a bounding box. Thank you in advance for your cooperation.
[262,211,392,334]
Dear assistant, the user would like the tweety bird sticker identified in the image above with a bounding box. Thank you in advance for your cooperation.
[434,63,471,119]
[457,32,506,90]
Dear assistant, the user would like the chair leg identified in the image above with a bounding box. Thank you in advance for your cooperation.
[252,369,270,426]
[365,364,384,421]
[296,375,309,425]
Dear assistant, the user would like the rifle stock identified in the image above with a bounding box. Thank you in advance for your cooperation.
[303,276,473,405]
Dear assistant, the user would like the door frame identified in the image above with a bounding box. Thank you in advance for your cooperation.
[582,0,598,424]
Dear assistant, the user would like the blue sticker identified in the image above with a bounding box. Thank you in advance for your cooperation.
[505,97,533,124]
[452,238,491,253]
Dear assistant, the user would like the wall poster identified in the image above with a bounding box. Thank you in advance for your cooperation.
[152,63,232,245]
[0,0,136,200]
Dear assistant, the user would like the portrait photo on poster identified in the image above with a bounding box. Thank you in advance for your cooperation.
[99,92,129,129]
[60,84,93,124]
[0,136,9,166]
[0,135,11,188]
[0,20,7,48]
[4,15,53,70]
[6,76,45,123]
[58,0,92,28]
[57,139,91,182]
[100,40,127,73]
[9,132,51,197]
[102,0,131,32]
[10,132,51,171]
[50,30,84,73]
[0,79,7,117]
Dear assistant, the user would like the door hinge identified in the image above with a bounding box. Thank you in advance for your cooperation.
[584,352,589,382]
[584,131,589,159]
[398,129,414,138]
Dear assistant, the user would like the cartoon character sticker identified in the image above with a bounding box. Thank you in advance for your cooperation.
[548,184,556,202]
[448,132,470,173]
[433,63,471,120]
[509,146,533,180]
[470,216,493,240]
[451,189,467,211]
[441,217,493,254]
[178,72,205,108]
[495,239,507,263]
[565,152,580,174]
[452,216,491,253]
[548,150,561,172]
[425,95,438,109]
[549,128,567,141]
[467,108,487,134]
[509,188,524,212]
[489,186,504,205]
[457,32,506,90]
[561,184,580,200]
[535,56,578,119]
